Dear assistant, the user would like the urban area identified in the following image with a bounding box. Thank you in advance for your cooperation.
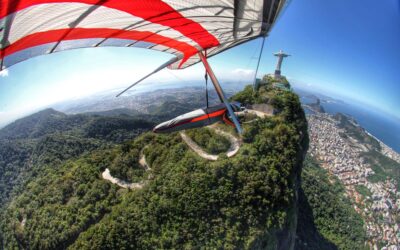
[307,112,400,249]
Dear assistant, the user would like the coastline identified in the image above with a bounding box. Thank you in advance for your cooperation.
[365,130,400,164]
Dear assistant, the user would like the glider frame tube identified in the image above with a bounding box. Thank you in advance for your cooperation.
[198,52,243,134]
[116,56,179,97]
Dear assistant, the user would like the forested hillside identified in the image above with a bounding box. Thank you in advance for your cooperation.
[0,109,153,207]
[295,156,366,250]
[0,80,309,249]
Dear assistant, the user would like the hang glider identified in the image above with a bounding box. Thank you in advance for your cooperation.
[0,0,288,133]
[153,102,242,133]
[0,0,287,70]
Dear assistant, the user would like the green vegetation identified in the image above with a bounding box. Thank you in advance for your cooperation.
[262,75,291,89]
[240,112,259,123]
[108,143,148,183]
[229,84,256,104]
[334,113,381,150]
[296,156,367,250]
[362,149,400,188]
[0,109,153,218]
[355,185,372,198]
[0,109,153,249]
[254,75,291,92]
[0,81,309,249]
[185,127,231,154]
[0,155,119,249]
[69,83,308,249]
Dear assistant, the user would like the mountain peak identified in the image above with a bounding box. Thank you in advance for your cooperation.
[0,108,67,139]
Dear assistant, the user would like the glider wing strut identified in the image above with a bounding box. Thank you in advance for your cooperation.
[115,51,243,134]
[116,56,180,97]
[198,52,242,134]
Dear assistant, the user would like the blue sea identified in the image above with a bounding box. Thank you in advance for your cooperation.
[296,89,400,153]
[321,101,400,153]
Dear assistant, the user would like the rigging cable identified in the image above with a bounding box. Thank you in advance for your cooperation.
[252,36,266,91]
[235,39,260,88]
[204,50,212,126]
[204,50,209,109]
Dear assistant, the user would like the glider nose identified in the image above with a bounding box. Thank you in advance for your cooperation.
[152,121,167,133]
[152,124,161,133]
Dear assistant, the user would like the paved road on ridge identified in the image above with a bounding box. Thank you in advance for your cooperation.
[180,125,241,161]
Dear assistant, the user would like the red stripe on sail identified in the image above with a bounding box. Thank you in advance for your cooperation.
[0,0,220,50]
[0,28,198,66]
[191,108,226,122]
[155,108,227,132]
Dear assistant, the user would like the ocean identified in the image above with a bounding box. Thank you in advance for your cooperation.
[295,88,400,153]
[321,100,400,153]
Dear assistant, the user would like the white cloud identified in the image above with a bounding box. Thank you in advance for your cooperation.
[231,68,255,76]
[222,68,255,83]
[0,69,8,77]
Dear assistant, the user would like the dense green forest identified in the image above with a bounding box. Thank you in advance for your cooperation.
[185,127,231,154]
[0,81,310,249]
[295,156,367,250]
[0,109,153,210]
[362,150,400,187]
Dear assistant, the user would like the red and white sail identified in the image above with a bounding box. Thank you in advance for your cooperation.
[0,0,287,70]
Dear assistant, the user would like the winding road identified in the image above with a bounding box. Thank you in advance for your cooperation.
[180,125,241,161]
[102,153,151,189]
[102,108,271,187]
[102,168,145,189]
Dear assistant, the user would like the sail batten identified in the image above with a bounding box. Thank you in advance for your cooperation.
[0,0,286,70]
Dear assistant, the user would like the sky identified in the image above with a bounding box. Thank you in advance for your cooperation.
[1,0,400,127]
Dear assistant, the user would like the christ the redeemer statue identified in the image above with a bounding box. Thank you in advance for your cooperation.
[274,50,290,79]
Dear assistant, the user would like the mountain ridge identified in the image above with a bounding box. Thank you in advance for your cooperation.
[0,79,310,249]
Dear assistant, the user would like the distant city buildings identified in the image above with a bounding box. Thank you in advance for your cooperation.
[307,112,400,248]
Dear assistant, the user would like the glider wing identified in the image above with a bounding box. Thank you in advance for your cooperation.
[0,0,287,70]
